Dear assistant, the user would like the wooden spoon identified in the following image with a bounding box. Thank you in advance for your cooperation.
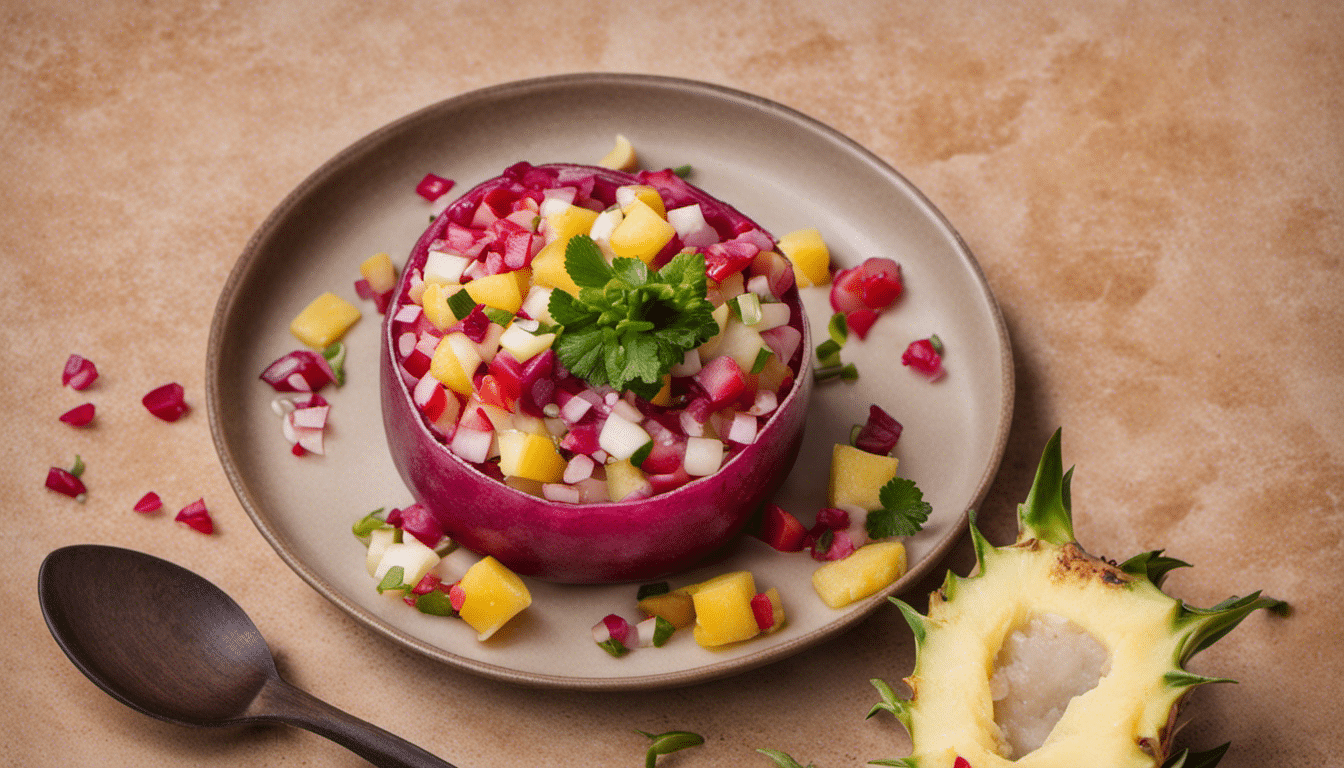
[38,544,457,768]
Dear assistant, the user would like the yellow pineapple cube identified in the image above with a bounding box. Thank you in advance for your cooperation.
[598,133,638,171]
[530,239,582,295]
[618,185,666,218]
[605,458,648,502]
[609,198,675,264]
[777,228,831,287]
[496,430,566,484]
[545,205,599,243]
[430,333,483,396]
[289,292,361,348]
[359,252,398,293]
[638,590,696,629]
[689,570,760,648]
[811,541,907,609]
[829,443,900,511]
[421,282,465,330]
[457,556,532,640]
[465,271,525,314]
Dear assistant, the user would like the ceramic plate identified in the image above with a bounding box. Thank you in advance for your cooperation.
[208,73,1012,690]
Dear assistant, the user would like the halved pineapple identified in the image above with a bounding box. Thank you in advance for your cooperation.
[870,430,1287,768]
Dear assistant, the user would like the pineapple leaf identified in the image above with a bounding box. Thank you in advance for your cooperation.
[1162,742,1230,768]
[756,748,816,768]
[1164,670,1237,689]
[867,760,918,767]
[1017,428,1076,545]
[968,510,992,575]
[1120,549,1192,588]
[866,678,913,727]
[888,597,927,645]
[1174,591,1289,665]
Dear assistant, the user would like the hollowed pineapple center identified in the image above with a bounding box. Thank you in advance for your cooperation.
[989,613,1112,758]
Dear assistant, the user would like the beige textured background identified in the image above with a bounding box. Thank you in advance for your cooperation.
[3,1,1339,766]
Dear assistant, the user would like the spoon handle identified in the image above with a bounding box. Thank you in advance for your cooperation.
[252,675,458,768]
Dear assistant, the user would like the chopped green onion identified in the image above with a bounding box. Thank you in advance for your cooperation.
[815,339,843,368]
[731,293,763,325]
[929,334,944,354]
[447,289,477,320]
[814,363,859,383]
[751,346,774,374]
[598,638,629,658]
[827,312,849,345]
[672,164,693,178]
[629,440,655,469]
[322,342,347,386]
[351,507,388,539]
[651,615,676,647]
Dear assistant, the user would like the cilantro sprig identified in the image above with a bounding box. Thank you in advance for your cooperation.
[548,235,718,401]
[865,476,932,539]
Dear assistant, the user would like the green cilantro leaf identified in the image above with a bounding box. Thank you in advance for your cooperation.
[866,477,932,539]
[549,236,717,401]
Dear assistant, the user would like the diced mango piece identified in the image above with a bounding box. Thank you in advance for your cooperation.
[638,590,696,629]
[360,252,398,293]
[465,271,525,314]
[605,458,649,502]
[290,292,361,348]
[811,541,907,608]
[598,133,638,171]
[618,185,666,218]
[457,556,532,640]
[609,199,675,264]
[545,205,600,243]
[530,239,582,295]
[777,228,830,287]
[689,570,760,648]
[498,321,556,363]
[421,282,465,330]
[829,443,900,512]
[497,430,567,484]
[430,333,483,396]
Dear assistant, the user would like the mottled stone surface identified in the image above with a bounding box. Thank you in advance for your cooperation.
[3,2,1339,766]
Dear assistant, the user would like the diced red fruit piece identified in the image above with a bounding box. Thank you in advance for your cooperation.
[815,507,850,531]
[291,443,307,456]
[902,338,944,379]
[448,582,467,613]
[59,403,95,427]
[694,355,747,409]
[953,759,972,768]
[259,350,334,392]
[142,382,190,422]
[845,308,879,340]
[854,404,903,456]
[593,613,634,650]
[175,498,214,534]
[354,278,393,314]
[411,572,443,595]
[397,503,445,548]
[133,491,162,513]
[750,592,776,631]
[756,503,808,552]
[415,173,455,202]
[811,529,856,561]
[451,304,491,344]
[46,467,86,498]
[830,257,903,314]
[62,354,99,390]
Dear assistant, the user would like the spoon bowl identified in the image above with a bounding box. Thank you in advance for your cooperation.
[39,544,456,768]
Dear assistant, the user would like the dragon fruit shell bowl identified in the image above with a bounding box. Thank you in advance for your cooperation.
[380,163,813,584]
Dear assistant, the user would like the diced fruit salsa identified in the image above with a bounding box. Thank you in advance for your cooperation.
[385,161,806,503]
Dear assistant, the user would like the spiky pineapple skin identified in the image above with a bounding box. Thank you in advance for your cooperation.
[870,430,1285,768]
